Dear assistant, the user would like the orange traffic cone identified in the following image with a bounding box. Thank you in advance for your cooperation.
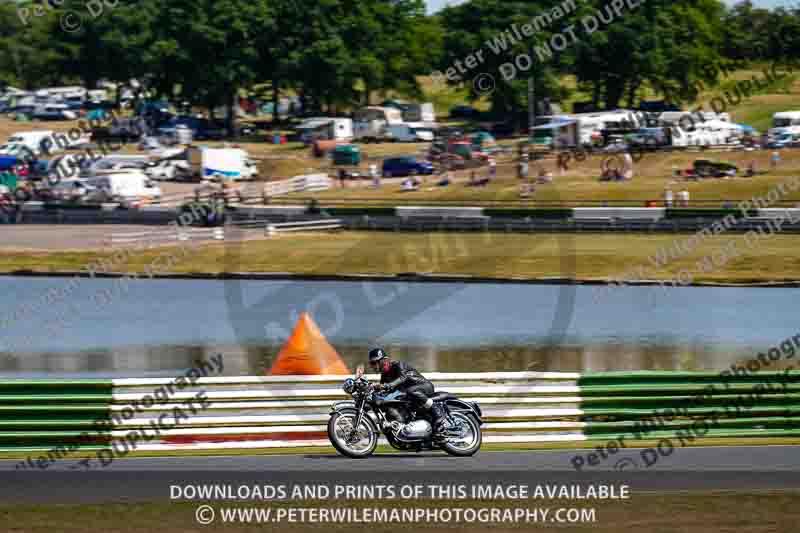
[268,313,350,375]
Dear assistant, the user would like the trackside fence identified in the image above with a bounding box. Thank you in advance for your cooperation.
[2,371,799,455]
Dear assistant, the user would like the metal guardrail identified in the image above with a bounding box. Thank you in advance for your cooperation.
[266,219,343,236]
[109,227,225,246]
[2,371,799,455]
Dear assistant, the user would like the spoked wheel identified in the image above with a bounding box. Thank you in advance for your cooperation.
[441,412,482,457]
[328,411,379,458]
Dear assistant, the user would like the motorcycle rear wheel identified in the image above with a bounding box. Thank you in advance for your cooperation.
[441,412,482,457]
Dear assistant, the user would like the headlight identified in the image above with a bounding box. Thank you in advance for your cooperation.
[342,378,355,394]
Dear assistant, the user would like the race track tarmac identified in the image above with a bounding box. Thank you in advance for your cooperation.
[1,446,799,503]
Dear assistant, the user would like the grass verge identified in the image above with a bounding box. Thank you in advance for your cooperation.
[2,231,800,284]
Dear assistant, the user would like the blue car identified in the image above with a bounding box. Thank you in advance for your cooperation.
[382,156,434,178]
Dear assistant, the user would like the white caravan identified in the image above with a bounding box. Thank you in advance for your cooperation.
[385,123,435,142]
[769,111,800,138]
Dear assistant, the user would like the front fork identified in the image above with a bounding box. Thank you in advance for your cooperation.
[353,401,365,433]
[349,400,385,442]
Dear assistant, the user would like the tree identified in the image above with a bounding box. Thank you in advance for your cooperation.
[144,0,269,134]
[573,0,726,109]
[437,0,566,119]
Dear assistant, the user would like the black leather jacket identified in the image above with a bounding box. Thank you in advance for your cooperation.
[380,361,429,391]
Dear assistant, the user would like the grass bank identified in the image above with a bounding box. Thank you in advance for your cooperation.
[1,231,800,284]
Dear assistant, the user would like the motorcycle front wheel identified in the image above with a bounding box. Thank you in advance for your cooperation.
[441,412,482,457]
[328,411,379,459]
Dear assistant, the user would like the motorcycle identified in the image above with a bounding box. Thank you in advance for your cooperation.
[327,367,483,458]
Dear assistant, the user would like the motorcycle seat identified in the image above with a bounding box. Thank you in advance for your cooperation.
[431,391,455,402]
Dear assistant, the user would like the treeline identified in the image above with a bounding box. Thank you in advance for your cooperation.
[438,0,799,116]
[0,0,440,131]
[0,0,797,125]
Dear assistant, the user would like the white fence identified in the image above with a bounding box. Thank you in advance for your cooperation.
[109,219,342,246]
[264,174,331,198]
[109,372,588,452]
[108,227,224,247]
[92,370,800,454]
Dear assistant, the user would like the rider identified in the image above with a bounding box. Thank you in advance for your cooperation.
[368,348,448,440]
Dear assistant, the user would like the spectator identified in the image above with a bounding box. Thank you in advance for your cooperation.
[622,152,634,180]
[678,188,690,207]
[537,166,553,184]
[746,160,757,177]
[0,187,12,224]
[771,151,781,170]
[557,152,569,175]
[664,188,674,208]
[338,168,347,188]
[401,178,418,192]
[519,181,535,199]
[518,157,529,180]
[600,158,613,181]
[488,158,497,179]
[369,164,380,188]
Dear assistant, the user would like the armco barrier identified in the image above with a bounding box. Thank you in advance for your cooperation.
[2,371,800,456]
[266,219,343,236]
[14,202,800,230]
[109,226,225,247]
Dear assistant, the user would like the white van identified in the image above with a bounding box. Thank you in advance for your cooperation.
[769,111,800,138]
[385,123,435,142]
[84,171,162,204]
[187,147,257,181]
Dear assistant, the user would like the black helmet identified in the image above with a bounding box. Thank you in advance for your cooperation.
[368,348,388,365]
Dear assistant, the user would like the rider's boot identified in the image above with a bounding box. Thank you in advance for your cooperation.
[430,402,449,442]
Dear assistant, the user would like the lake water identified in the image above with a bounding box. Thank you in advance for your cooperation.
[0,276,796,377]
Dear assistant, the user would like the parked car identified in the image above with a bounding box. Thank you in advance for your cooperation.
[332,144,361,165]
[32,104,78,121]
[449,105,480,119]
[5,130,55,156]
[145,159,192,181]
[693,159,739,178]
[766,133,798,149]
[157,116,226,141]
[490,122,519,138]
[48,178,104,203]
[602,135,629,152]
[385,124,435,142]
[382,156,434,178]
[6,105,36,117]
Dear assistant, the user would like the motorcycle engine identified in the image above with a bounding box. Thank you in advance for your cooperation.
[398,419,432,441]
[385,406,410,423]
